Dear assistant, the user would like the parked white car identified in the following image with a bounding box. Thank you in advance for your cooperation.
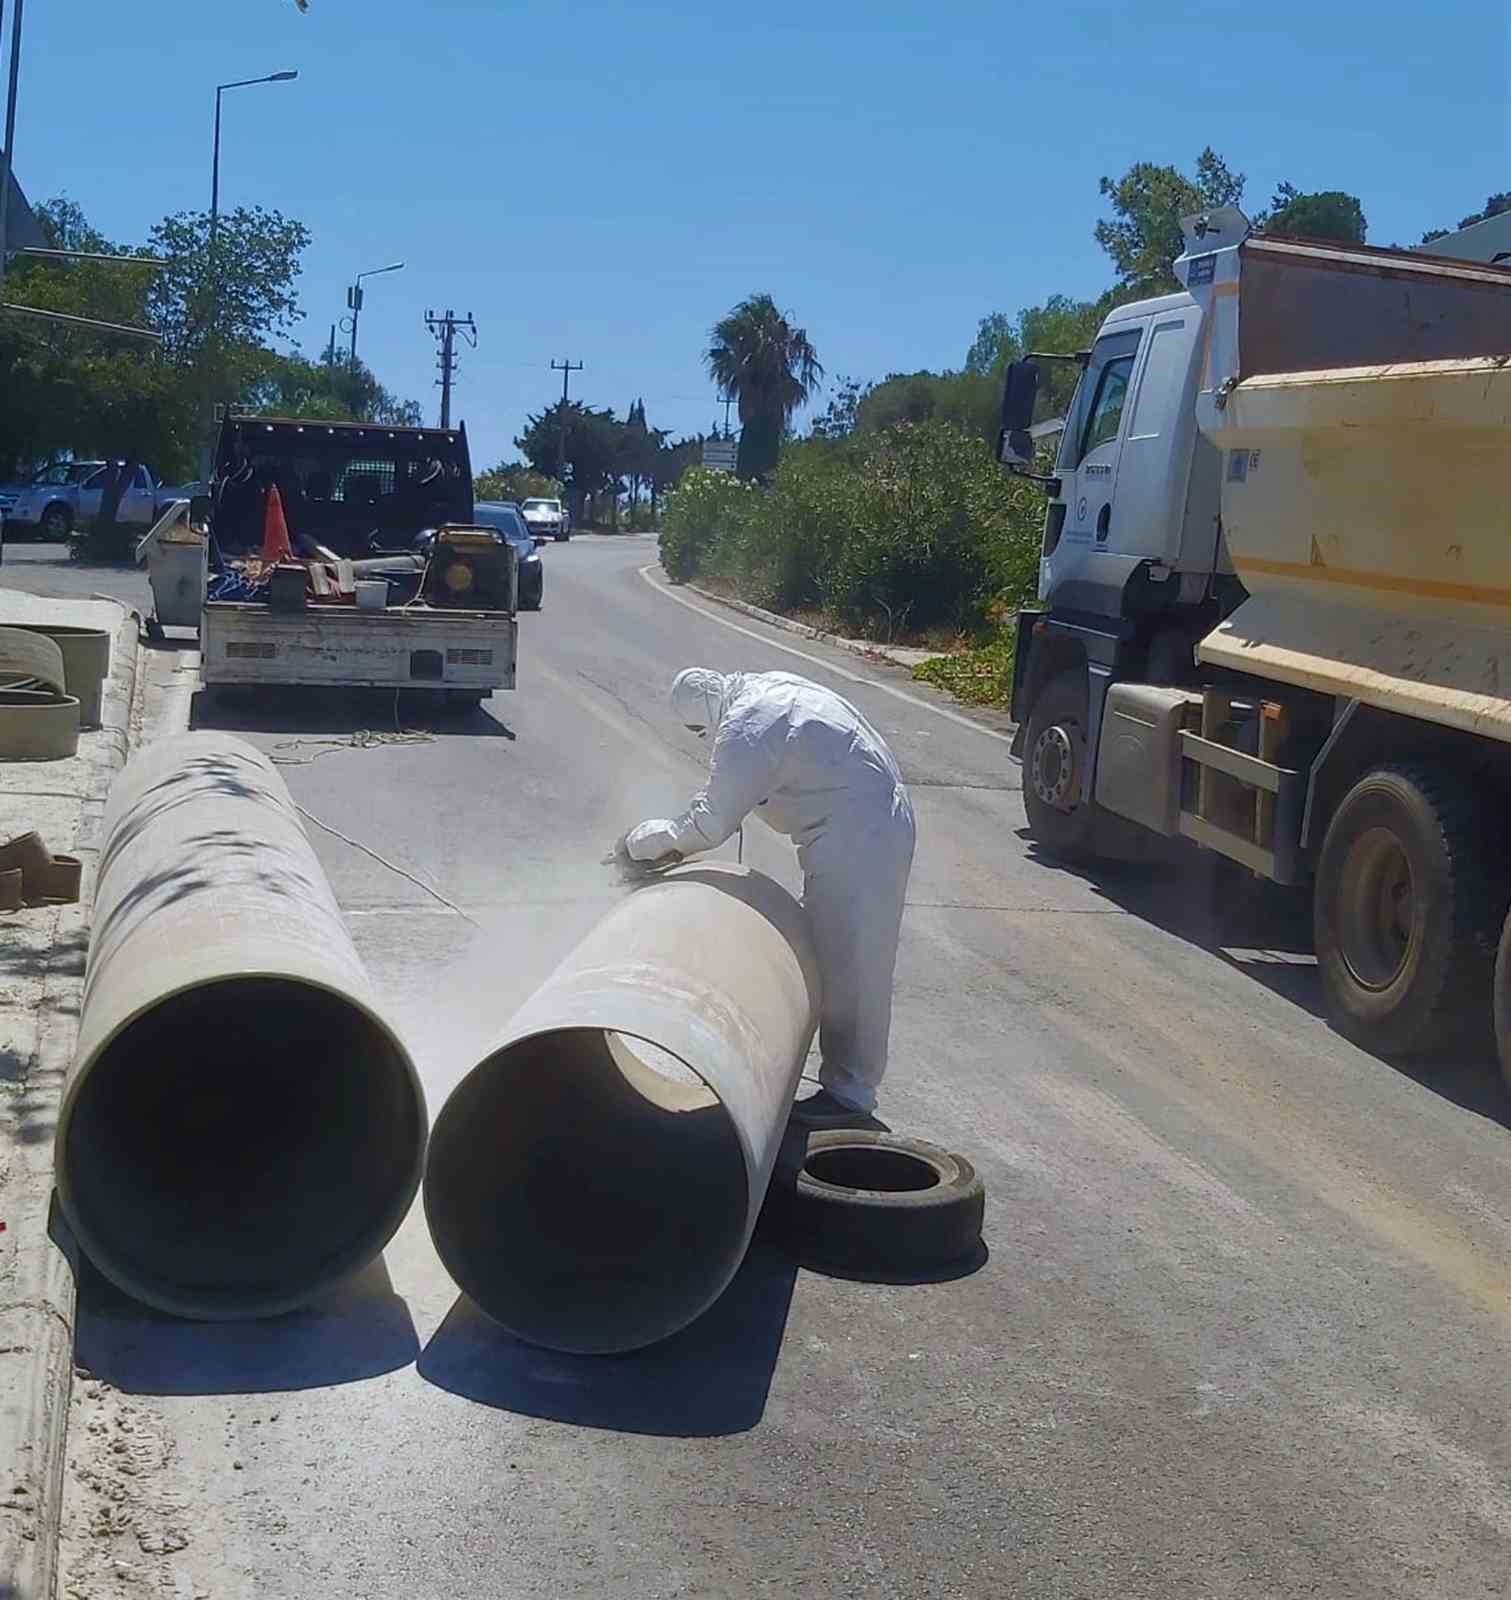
[520,496,569,542]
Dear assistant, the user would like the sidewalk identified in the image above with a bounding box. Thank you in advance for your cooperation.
[0,592,144,1599]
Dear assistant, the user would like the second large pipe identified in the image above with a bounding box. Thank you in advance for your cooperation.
[423,863,820,1354]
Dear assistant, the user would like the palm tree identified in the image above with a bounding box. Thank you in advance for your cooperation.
[705,294,823,480]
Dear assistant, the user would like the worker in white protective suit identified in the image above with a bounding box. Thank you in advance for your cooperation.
[623,668,916,1126]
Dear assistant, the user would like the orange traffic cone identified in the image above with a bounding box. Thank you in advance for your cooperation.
[261,483,293,565]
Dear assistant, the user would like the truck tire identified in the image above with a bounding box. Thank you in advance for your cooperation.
[41,502,72,539]
[1314,764,1505,1057]
[1022,668,1109,862]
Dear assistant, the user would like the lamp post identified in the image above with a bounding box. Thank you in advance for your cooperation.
[347,260,404,364]
[210,70,298,254]
[202,69,297,476]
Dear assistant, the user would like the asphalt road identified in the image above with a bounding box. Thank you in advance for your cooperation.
[53,534,1511,1598]
[0,538,153,611]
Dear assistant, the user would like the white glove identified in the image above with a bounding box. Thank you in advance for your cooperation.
[625,819,681,862]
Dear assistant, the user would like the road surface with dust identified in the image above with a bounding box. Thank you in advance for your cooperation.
[57,534,1511,1599]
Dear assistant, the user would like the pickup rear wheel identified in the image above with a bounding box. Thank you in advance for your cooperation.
[41,503,72,539]
[1022,669,1109,862]
[1315,764,1505,1057]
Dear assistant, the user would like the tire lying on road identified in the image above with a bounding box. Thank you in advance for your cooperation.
[769,1130,985,1275]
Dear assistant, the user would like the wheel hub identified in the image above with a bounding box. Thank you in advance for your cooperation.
[1337,825,1415,991]
[1029,722,1083,813]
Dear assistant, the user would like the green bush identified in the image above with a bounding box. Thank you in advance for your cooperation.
[657,467,761,582]
[658,421,1044,642]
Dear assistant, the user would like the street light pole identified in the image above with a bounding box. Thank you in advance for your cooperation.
[347,260,404,365]
[0,0,27,300]
[202,69,297,476]
[211,71,296,256]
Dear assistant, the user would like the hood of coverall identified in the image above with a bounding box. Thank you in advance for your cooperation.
[670,668,731,735]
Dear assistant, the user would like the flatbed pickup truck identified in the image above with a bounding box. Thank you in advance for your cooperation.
[199,415,517,702]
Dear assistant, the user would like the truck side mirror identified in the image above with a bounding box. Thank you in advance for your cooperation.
[998,360,1039,468]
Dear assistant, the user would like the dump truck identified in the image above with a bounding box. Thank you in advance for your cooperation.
[200,415,517,704]
[998,207,1511,1079]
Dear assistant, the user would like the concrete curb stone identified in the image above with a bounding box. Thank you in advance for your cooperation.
[0,601,144,1599]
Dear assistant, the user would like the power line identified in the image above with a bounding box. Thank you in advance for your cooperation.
[425,309,477,429]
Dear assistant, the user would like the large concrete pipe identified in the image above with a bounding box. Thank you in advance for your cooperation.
[424,864,820,1354]
[57,733,426,1320]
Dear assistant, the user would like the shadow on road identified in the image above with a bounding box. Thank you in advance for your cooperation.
[418,1240,798,1437]
[1020,831,1511,1131]
[189,686,516,741]
[71,1253,420,1396]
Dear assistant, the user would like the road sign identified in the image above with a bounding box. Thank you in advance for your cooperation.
[701,437,738,474]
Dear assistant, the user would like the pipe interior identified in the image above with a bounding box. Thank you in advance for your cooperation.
[425,1026,749,1354]
[65,976,422,1315]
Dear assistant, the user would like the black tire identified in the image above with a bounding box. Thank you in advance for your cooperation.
[1493,911,1511,1092]
[1021,667,1110,861]
[770,1131,984,1274]
[1314,763,1506,1057]
[555,530,569,542]
[41,502,72,539]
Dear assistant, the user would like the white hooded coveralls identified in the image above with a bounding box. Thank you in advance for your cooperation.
[627,669,915,1113]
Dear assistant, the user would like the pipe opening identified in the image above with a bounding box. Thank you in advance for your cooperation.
[65,976,422,1318]
[425,1026,749,1354]
[806,1147,942,1193]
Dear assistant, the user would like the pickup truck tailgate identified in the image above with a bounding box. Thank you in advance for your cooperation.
[202,603,518,691]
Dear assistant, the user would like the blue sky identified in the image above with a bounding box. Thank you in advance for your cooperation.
[9,1,1508,468]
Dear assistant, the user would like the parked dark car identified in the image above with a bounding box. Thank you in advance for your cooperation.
[479,501,544,609]
[413,501,543,610]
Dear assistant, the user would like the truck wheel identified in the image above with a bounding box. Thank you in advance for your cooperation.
[41,503,72,539]
[1493,912,1511,1092]
[1315,764,1505,1057]
[1022,668,1108,862]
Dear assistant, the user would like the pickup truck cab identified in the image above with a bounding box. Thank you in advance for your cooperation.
[5,460,108,538]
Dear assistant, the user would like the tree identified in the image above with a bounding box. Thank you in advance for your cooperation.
[1259,183,1366,243]
[145,205,309,367]
[245,351,422,426]
[1096,147,1245,294]
[516,401,626,520]
[810,376,869,440]
[474,460,561,503]
[964,313,1017,375]
[647,435,704,517]
[620,397,662,518]
[706,293,823,480]
[1422,190,1511,244]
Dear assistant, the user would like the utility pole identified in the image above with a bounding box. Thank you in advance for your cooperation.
[0,0,25,300]
[425,308,477,429]
[550,358,583,485]
[722,396,734,439]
